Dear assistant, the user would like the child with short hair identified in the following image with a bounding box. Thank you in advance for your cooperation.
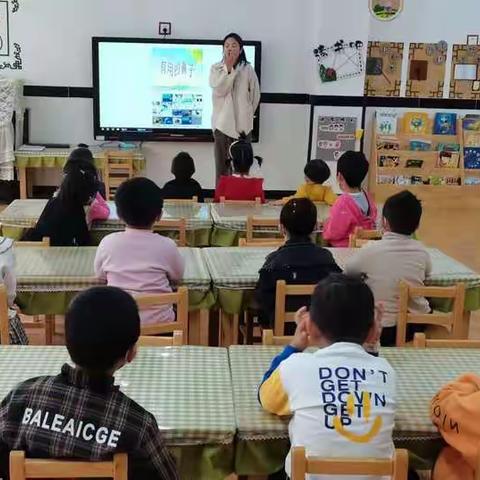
[63,146,110,223]
[255,198,341,328]
[23,167,98,246]
[259,274,396,479]
[280,159,337,205]
[214,133,264,202]
[162,152,204,202]
[0,286,179,479]
[345,190,431,346]
[94,177,185,325]
[323,151,377,247]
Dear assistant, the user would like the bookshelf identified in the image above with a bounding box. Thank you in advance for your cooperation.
[369,114,480,205]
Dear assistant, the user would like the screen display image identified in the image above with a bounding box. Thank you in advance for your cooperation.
[93,38,261,141]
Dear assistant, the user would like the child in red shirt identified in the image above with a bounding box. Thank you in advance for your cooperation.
[214,134,265,202]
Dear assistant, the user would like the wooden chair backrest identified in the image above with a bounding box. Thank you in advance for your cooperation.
[15,237,50,248]
[262,329,293,346]
[164,196,198,204]
[291,447,408,480]
[105,151,134,200]
[397,280,466,346]
[137,331,184,346]
[413,332,480,349]
[219,196,261,205]
[238,238,284,248]
[274,280,315,336]
[246,216,280,242]
[10,451,127,480]
[0,285,9,345]
[135,287,188,340]
[348,227,382,248]
[154,218,187,247]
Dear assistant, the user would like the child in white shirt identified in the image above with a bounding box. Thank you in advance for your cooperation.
[345,190,431,346]
[259,273,396,479]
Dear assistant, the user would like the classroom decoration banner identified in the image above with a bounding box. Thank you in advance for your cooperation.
[369,0,403,21]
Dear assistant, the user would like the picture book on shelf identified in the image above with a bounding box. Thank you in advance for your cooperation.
[464,134,480,148]
[437,143,460,152]
[377,175,395,185]
[433,113,457,135]
[404,112,429,134]
[395,176,411,186]
[411,176,423,185]
[410,140,432,151]
[465,177,480,185]
[463,117,480,132]
[437,151,460,168]
[376,110,398,136]
[406,159,424,168]
[464,148,480,169]
[376,138,400,150]
[378,155,400,167]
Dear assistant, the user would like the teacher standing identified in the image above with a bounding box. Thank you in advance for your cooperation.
[209,33,261,184]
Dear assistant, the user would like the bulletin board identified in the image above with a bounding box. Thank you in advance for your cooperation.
[449,39,480,100]
[406,42,447,98]
[364,42,404,97]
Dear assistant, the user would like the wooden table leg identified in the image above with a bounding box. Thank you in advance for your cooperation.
[460,310,471,339]
[45,315,54,345]
[188,310,210,346]
[219,311,240,346]
[199,309,210,346]
[18,167,27,199]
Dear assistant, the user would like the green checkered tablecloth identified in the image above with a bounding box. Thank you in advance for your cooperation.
[14,247,214,316]
[210,203,330,232]
[228,345,480,475]
[0,346,236,479]
[14,148,145,171]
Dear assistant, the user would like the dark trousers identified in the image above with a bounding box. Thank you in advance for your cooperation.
[381,324,426,346]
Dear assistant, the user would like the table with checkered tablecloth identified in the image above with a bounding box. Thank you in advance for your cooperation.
[0,200,212,246]
[228,345,480,475]
[14,247,214,315]
[0,345,236,479]
[202,247,480,315]
[210,203,331,246]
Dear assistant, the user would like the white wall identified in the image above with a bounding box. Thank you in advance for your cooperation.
[8,0,315,190]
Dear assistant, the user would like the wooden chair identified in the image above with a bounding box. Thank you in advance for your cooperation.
[0,285,10,345]
[135,287,188,341]
[348,227,382,248]
[238,238,284,248]
[274,280,315,336]
[137,330,184,346]
[10,451,127,480]
[397,280,466,347]
[413,332,480,349]
[164,196,198,204]
[246,216,281,243]
[104,151,134,200]
[154,218,187,247]
[15,237,50,247]
[262,329,293,346]
[291,447,408,480]
[219,196,261,205]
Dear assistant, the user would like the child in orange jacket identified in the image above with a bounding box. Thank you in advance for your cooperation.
[430,374,480,480]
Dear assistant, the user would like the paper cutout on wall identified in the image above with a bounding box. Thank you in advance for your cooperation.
[364,42,403,97]
[0,1,22,70]
[450,36,480,100]
[370,0,403,21]
[313,40,364,83]
[406,42,447,98]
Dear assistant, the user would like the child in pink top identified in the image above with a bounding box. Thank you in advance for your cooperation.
[94,177,185,325]
[323,151,377,247]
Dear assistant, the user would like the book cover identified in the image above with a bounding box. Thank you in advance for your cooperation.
[437,143,460,152]
[410,140,432,151]
[376,110,398,136]
[464,133,480,148]
[433,113,457,135]
[437,151,460,168]
[464,148,480,169]
[376,138,400,150]
[404,112,429,134]
[463,117,480,132]
[406,159,424,168]
[378,155,400,167]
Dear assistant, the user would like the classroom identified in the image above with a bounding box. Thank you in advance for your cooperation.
[0,0,478,479]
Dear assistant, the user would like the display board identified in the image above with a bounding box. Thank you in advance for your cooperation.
[364,41,404,97]
[406,42,447,98]
[449,41,480,100]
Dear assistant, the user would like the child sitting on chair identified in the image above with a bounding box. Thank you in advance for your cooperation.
[323,151,377,247]
[255,198,341,329]
[94,178,184,325]
[279,159,337,205]
[259,273,396,479]
[162,152,204,202]
[345,190,431,346]
[0,286,179,479]
[214,133,264,202]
